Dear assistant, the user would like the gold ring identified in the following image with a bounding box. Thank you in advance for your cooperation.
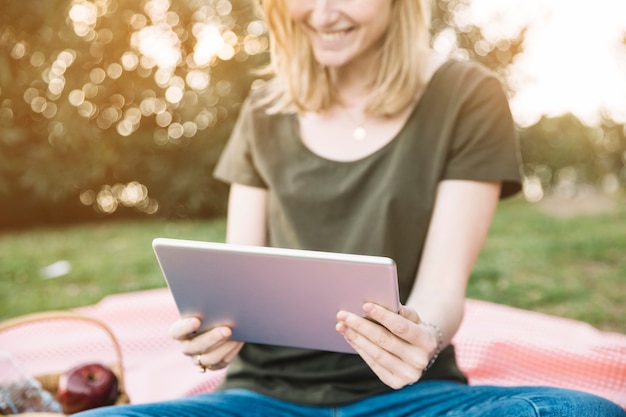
[194,355,207,373]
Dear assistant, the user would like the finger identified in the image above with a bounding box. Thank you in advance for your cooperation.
[194,339,242,371]
[363,303,421,345]
[354,340,422,390]
[340,325,396,383]
[179,326,232,356]
[399,305,421,324]
[340,310,402,352]
[169,316,202,340]
[192,353,208,373]
[367,304,437,366]
[337,310,415,365]
[336,319,421,389]
[338,309,429,372]
[223,341,244,363]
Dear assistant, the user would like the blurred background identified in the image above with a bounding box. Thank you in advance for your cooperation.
[1,0,625,228]
[1,0,625,328]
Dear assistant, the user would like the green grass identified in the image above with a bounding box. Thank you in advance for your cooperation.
[1,196,625,334]
[0,219,226,320]
[469,196,626,333]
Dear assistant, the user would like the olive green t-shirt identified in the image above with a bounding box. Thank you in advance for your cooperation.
[213,60,522,406]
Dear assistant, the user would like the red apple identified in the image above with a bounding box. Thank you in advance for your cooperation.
[57,362,119,414]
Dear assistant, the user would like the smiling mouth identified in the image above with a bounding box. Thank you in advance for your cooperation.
[317,29,352,43]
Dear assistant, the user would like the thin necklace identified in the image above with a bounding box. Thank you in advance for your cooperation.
[353,125,367,141]
[338,105,368,141]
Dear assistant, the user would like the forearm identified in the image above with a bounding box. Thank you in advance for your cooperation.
[225,183,268,246]
[405,180,501,348]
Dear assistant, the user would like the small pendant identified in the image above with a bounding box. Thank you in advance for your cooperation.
[353,126,366,141]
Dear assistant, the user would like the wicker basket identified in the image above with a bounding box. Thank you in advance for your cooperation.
[0,310,130,415]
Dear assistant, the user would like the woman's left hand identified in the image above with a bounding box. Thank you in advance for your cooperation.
[336,303,438,389]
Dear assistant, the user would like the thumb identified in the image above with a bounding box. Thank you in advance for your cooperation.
[399,305,421,324]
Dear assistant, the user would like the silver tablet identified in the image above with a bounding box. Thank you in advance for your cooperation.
[152,238,400,354]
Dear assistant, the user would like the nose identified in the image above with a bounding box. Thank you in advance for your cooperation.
[309,0,339,27]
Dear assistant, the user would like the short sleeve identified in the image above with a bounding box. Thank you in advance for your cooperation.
[213,97,267,188]
[443,71,522,199]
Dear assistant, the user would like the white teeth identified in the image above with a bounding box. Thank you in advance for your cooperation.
[319,31,345,42]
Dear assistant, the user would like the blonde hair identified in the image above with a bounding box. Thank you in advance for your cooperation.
[258,0,432,117]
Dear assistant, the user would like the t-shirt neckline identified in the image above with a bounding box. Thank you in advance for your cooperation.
[291,59,456,165]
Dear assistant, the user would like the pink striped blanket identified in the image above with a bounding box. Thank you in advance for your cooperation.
[2,289,624,408]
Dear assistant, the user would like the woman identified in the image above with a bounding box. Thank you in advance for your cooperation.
[76,0,625,415]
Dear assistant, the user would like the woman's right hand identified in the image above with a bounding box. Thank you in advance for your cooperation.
[169,316,244,371]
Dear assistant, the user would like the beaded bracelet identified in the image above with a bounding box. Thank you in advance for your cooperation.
[422,322,443,372]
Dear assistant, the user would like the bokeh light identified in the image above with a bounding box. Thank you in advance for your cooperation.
[81,181,158,214]
[3,0,624,225]
[462,0,626,127]
[132,25,181,70]
[193,23,225,66]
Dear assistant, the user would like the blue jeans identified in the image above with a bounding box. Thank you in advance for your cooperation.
[73,381,625,417]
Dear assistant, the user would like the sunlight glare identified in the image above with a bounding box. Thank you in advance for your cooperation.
[96,186,118,213]
[11,42,27,60]
[107,63,123,79]
[165,86,184,104]
[77,101,96,118]
[121,52,139,71]
[90,68,106,84]
[68,90,85,107]
[155,111,173,127]
[186,70,210,91]
[465,0,626,126]
[97,106,121,129]
[144,0,170,22]
[132,25,181,69]
[193,23,225,66]
[522,176,544,203]
[168,122,184,140]
[69,0,100,38]
[30,52,45,67]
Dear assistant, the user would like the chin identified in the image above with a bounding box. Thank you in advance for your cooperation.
[312,52,351,69]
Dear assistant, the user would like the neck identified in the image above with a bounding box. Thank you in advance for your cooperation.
[331,79,373,112]
[328,61,379,108]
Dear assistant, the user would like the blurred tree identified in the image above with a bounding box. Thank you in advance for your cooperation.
[0,0,269,228]
[519,114,626,200]
[595,118,626,192]
[430,0,626,198]
[520,115,603,194]
[0,0,623,229]
[430,0,525,86]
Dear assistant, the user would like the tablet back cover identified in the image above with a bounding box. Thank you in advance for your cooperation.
[153,238,400,354]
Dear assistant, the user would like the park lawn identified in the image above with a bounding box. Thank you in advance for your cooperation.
[469,194,626,333]
[0,219,226,321]
[1,195,624,333]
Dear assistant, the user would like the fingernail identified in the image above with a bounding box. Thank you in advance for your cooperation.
[336,321,346,334]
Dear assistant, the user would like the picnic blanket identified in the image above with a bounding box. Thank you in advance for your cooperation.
[2,288,625,408]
